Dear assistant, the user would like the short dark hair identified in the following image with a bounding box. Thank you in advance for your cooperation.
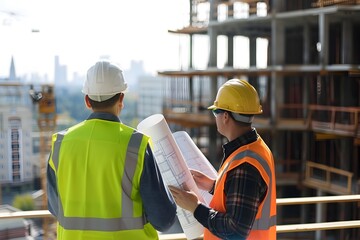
[233,118,252,127]
[88,93,122,109]
[227,111,252,127]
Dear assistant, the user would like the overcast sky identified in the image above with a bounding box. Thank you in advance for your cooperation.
[0,0,190,79]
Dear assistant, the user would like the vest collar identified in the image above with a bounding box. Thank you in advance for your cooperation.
[221,128,258,167]
[87,112,120,122]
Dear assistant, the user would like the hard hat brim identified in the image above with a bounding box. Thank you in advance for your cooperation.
[208,105,216,110]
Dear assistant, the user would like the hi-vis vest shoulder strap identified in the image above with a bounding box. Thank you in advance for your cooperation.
[51,128,146,231]
[204,138,277,240]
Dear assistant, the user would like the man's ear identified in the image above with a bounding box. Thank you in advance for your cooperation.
[84,95,92,109]
[119,93,124,102]
[119,93,125,109]
[223,111,231,123]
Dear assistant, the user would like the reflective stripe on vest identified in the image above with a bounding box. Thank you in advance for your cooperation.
[217,149,276,230]
[52,130,146,231]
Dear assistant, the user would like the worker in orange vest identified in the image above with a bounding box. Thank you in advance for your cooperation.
[169,79,276,239]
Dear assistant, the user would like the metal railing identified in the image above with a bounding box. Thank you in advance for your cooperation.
[1,195,360,240]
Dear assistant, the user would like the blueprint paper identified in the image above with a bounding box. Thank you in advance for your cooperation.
[173,131,217,205]
[137,114,211,239]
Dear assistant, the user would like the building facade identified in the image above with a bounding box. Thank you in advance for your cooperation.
[0,81,34,188]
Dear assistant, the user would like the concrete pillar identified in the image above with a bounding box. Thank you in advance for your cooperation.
[209,0,218,68]
[250,37,257,67]
[303,22,310,119]
[342,19,353,64]
[271,18,284,125]
[248,36,257,98]
[270,13,285,170]
[227,35,234,68]
[208,0,219,165]
[340,19,355,189]
[272,0,285,13]
[188,0,194,125]
[319,13,329,67]
[315,189,325,240]
[271,19,284,66]
[303,22,310,65]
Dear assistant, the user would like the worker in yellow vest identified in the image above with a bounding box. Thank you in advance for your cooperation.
[47,60,176,239]
[169,79,276,239]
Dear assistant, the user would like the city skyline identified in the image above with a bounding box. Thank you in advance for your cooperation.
[0,54,155,89]
[0,0,189,79]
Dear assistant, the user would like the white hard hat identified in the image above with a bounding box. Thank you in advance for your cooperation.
[82,61,128,102]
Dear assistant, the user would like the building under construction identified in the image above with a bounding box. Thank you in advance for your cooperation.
[159,0,360,239]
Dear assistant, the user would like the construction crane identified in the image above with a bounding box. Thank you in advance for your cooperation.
[32,84,56,239]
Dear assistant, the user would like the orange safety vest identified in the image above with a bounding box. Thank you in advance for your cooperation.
[203,137,277,240]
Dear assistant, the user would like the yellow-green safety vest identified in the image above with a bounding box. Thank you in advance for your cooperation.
[48,119,158,239]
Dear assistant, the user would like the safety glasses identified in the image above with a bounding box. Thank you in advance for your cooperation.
[212,108,226,117]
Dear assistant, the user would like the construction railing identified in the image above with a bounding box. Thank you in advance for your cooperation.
[304,161,354,195]
[275,104,360,137]
[1,195,360,240]
[313,0,360,7]
[309,105,360,137]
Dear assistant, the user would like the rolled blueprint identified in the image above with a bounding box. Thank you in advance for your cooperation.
[137,114,205,240]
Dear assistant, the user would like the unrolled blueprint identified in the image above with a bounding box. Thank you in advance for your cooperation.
[173,131,217,205]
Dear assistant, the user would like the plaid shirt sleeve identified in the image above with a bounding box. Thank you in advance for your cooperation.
[207,162,267,239]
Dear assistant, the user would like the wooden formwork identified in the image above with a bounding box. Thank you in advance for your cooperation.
[313,0,360,7]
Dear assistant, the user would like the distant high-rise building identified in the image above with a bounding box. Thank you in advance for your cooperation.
[9,56,18,81]
[71,72,85,87]
[54,56,67,87]
[138,75,164,120]
[124,60,147,91]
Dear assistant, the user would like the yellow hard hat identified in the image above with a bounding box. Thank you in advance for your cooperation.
[208,79,262,114]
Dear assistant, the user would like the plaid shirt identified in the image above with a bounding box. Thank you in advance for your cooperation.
[194,128,268,240]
